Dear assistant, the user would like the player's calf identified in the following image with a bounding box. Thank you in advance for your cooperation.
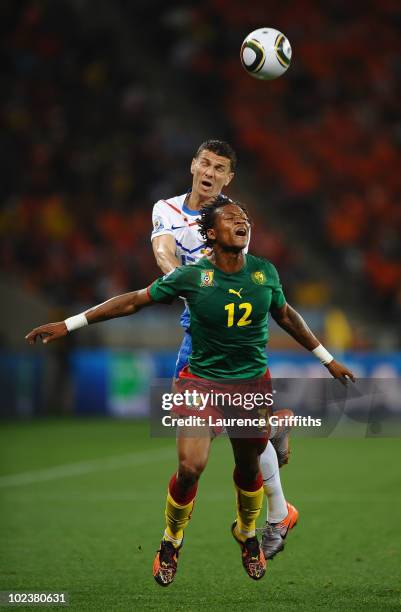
[270,408,294,467]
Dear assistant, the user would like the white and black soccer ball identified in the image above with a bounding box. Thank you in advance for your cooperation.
[240,28,292,80]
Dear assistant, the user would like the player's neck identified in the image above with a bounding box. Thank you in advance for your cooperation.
[186,191,212,211]
[209,248,245,273]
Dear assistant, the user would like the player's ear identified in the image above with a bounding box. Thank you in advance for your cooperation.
[207,228,216,242]
[225,172,234,187]
[190,158,196,175]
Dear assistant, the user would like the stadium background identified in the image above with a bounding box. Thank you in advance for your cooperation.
[1,1,400,610]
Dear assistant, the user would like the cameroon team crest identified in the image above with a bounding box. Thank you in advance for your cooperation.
[252,271,267,285]
[200,270,214,287]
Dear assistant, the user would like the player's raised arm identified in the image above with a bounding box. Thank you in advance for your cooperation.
[152,234,180,274]
[270,302,355,384]
[25,288,153,345]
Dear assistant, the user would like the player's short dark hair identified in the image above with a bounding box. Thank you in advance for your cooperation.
[197,195,249,247]
[195,139,237,172]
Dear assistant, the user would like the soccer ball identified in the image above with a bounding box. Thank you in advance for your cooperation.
[240,28,292,80]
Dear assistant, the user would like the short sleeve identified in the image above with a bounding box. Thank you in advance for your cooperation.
[269,263,286,310]
[151,200,174,240]
[148,267,189,303]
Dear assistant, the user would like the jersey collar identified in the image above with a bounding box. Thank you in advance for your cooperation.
[182,202,200,216]
[205,253,248,275]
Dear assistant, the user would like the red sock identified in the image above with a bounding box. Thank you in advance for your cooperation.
[233,467,263,492]
[168,473,198,505]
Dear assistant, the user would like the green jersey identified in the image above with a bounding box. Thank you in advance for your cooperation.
[149,254,286,380]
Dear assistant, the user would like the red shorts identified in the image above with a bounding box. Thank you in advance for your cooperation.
[173,366,273,443]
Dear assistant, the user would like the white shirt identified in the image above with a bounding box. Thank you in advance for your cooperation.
[151,193,207,265]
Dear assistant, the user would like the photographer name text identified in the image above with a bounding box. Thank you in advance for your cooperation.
[161,415,322,428]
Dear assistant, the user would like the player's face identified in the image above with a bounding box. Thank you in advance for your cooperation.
[208,204,250,251]
[190,150,234,199]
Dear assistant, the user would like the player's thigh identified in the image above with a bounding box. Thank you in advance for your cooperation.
[176,426,212,473]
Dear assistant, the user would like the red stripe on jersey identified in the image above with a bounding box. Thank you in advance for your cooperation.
[178,364,272,382]
[161,199,199,226]
[146,284,153,300]
[161,200,183,217]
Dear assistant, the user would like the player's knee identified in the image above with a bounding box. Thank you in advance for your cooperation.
[235,461,259,485]
[178,458,205,487]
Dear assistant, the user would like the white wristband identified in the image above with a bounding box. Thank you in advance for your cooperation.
[64,313,88,332]
[312,344,333,365]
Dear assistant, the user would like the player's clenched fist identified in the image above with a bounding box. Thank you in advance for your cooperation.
[25,322,68,345]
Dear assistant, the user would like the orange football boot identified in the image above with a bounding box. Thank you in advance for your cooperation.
[258,502,299,560]
[153,539,182,587]
[231,522,267,580]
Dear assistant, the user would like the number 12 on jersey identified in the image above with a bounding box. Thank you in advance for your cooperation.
[225,302,252,327]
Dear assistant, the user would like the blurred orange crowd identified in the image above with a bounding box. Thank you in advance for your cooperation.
[1,0,400,324]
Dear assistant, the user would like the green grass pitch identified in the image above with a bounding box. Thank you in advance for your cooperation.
[1,419,400,611]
